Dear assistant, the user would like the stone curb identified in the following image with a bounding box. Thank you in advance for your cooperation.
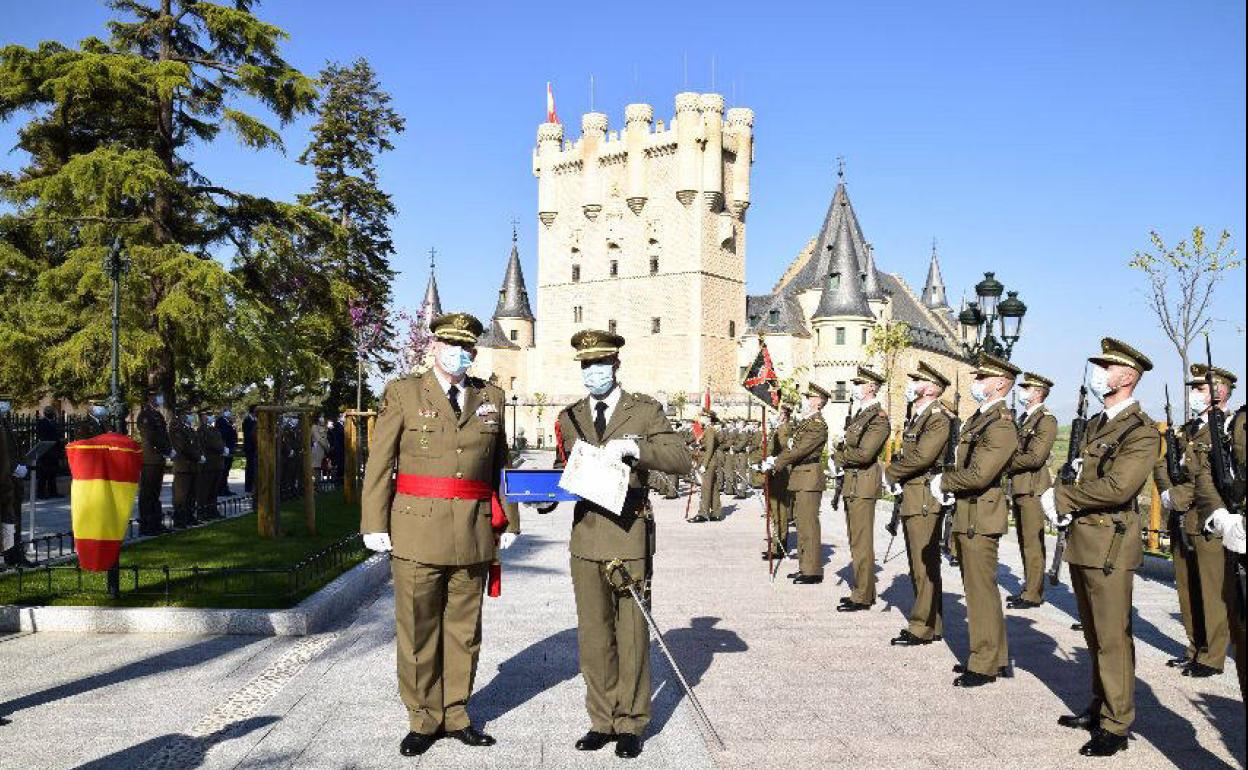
[0,552,389,636]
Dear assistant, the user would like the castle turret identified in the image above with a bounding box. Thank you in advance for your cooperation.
[674,92,701,206]
[862,242,888,319]
[700,93,724,210]
[726,107,754,217]
[813,215,872,321]
[580,112,607,220]
[535,122,563,227]
[624,103,652,214]
[491,227,535,348]
[921,240,950,311]
[418,258,442,326]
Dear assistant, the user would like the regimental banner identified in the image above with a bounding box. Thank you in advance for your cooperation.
[742,340,780,409]
[66,433,143,571]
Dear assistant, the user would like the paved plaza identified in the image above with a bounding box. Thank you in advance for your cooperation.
[0,482,1243,769]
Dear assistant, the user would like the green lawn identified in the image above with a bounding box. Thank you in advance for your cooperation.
[0,491,368,609]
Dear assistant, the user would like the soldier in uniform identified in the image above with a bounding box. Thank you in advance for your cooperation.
[360,312,520,757]
[1041,338,1160,757]
[1158,364,1237,679]
[196,407,225,521]
[169,406,203,528]
[763,404,795,560]
[34,405,62,499]
[692,411,723,523]
[1204,389,1245,699]
[136,389,172,535]
[763,383,830,584]
[720,421,736,498]
[884,362,952,645]
[1006,372,1058,609]
[542,329,690,759]
[216,408,237,496]
[73,399,110,440]
[931,353,1020,686]
[1,394,33,567]
[832,367,891,609]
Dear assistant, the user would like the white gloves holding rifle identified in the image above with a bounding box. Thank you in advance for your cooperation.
[1040,487,1072,528]
[927,474,954,506]
[760,456,776,473]
[1205,508,1246,554]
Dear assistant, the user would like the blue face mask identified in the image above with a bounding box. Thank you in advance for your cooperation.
[90,405,108,419]
[437,345,472,377]
[970,381,989,403]
[154,395,165,408]
[582,363,615,396]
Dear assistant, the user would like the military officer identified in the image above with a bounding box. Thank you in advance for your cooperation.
[832,367,891,609]
[692,411,723,523]
[542,329,690,759]
[720,421,737,497]
[763,404,796,560]
[169,406,202,528]
[196,407,225,521]
[884,362,952,644]
[136,389,172,535]
[1,394,33,567]
[1158,364,1237,678]
[1153,439,1202,669]
[1206,393,1245,699]
[73,399,110,440]
[1006,372,1058,609]
[1041,338,1160,757]
[763,382,830,584]
[931,354,1020,686]
[360,312,520,757]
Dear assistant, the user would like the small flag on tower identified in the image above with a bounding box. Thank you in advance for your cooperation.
[66,433,143,571]
[742,340,781,408]
[546,81,559,124]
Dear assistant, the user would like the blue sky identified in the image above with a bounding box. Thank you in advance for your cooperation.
[3,0,1244,418]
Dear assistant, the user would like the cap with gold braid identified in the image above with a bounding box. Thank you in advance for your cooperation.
[1187,363,1237,389]
[974,353,1021,379]
[851,366,885,385]
[804,381,831,400]
[909,361,950,388]
[1088,337,1153,373]
[1021,372,1054,390]
[571,329,625,361]
[430,312,485,346]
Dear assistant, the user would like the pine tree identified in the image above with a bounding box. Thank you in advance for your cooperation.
[0,0,317,409]
[298,57,406,413]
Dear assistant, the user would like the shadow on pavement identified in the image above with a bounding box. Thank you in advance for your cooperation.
[72,715,280,770]
[649,616,747,737]
[471,628,581,728]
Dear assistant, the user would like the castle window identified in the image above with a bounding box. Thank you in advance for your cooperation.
[509,377,516,390]
[610,260,619,277]
[768,309,779,325]
[651,317,661,334]
[834,381,847,402]
[650,257,659,275]
[728,320,736,337]
[572,264,581,282]
[862,328,869,345]
[509,329,518,342]
[829,273,841,292]
[574,306,583,323]
[835,327,846,345]
[608,319,617,334]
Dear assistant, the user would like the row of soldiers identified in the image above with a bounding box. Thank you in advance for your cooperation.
[753,338,1244,758]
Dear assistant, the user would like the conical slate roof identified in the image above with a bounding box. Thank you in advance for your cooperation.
[920,242,950,310]
[493,234,534,320]
[813,213,872,319]
[789,180,869,293]
[419,270,442,327]
[747,293,810,337]
[477,319,520,350]
[862,244,885,302]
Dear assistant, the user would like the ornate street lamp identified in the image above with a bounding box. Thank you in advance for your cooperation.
[102,237,130,433]
[959,273,1027,360]
[997,291,1027,353]
[509,394,519,450]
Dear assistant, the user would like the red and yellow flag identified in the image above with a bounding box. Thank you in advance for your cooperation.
[67,433,143,571]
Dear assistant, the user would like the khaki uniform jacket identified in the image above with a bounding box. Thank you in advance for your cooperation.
[170,419,202,473]
[699,426,722,471]
[943,400,1019,536]
[1054,402,1160,570]
[773,414,828,492]
[885,402,952,517]
[833,403,890,500]
[553,390,691,561]
[198,423,225,472]
[361,370,519,566]
[73,417,108,441]
[1009,406,1057,496]
[138,406,171,466]
[770,420,794,485]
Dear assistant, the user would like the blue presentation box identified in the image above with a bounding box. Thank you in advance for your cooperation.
[501,469,580,503]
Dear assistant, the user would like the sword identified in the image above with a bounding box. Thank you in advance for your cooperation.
[603,559,726,751]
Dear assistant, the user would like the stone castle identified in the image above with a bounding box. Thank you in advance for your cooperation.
[431,92,972,446]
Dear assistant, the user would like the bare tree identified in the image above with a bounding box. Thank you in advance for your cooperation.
[1129,226,1241,418]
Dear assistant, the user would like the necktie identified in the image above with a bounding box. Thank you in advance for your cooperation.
[594,402,608,440]
[448,385,461,417]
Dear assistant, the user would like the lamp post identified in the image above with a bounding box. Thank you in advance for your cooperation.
[103,237,130,433]
[509,394,519,450]
[959,272,1027,360]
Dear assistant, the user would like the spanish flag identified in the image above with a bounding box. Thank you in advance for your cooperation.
[67,433,143,571]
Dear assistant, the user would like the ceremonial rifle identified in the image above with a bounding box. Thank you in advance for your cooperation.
[1161,384,1193,553]
[1203,337,1246,609]
[940,375,961,565]
[830,408,852,510]
[1047,364,1089,585]
[883,399,914,563]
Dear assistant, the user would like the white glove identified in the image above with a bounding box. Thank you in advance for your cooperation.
[199,456,207,464]
[929,474,944,501]
[1204,508,1234,538]
[12,464,28,480]
[223,447,231,457]
[1211,512,1246,554]
[760,456,776,473]
[499,532,518,550]
[889,482,903,496]
[362,532,393,552]
[1071,458,1084,481]
[604,439,641,463]
[1159,489,1173,511]
[1040,487,1071,528]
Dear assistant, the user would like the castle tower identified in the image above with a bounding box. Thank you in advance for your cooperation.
[811,204,873,410]
[788,169,871,321]
[491,226,535,348]
[921,240,950,311]
[862,242,889,320]
[530,91,751,398]
[418,251,442,326]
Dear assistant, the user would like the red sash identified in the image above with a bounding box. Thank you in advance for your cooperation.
[395,473,507,597]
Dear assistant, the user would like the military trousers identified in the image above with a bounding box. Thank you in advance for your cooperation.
[138,463,165,533]
[1222,550,1246,700]
[571,555,651,736]
[1172,529,1202,661]
[1012,495,1046,604]
[1190,534,1229,669]
[767,479,792,551]
[845,496,877,605]
[1070,563,1135,735]
[699,463,722,520]
[195,465,221,520]
[218,456,233,494]
[792,491,823,577]
[392,557,488,734]
[902,513,943,639]
[954,533,1008,676]
[171,470,196,526]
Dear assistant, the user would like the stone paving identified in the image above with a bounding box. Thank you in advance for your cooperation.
[0,480,1243,769]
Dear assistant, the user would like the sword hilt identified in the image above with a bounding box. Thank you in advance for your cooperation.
[603,558,638,591]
